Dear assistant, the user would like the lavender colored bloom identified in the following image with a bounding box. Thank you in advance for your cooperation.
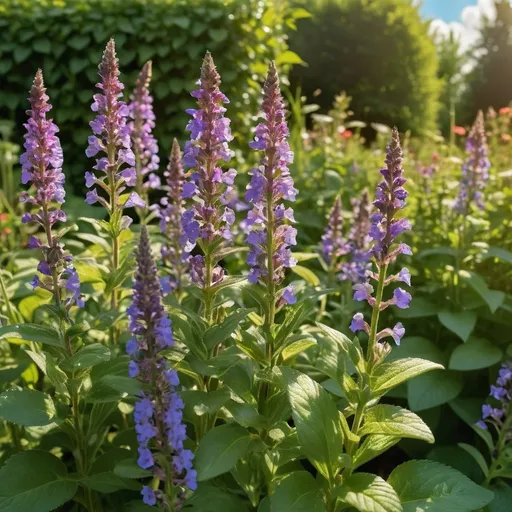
[245,62,297,305]
[181,52,236,287]
[351,129,412,357]
[20,70,82,308]
[350,313,367,333]
[321,195,348,267]
[128,227,196,506]
[85,39,145,217]
[478,361,512,431]
[454,111,490,214]
[127,61,160,198]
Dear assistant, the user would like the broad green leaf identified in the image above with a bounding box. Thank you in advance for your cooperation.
[195,424,252,481]
[457,443,489,476]
[184,482,250,511]
[0,450,77,512]
[353,435,400,470]
[482,246,512,264]
[224,401,266,429]
[204,309,251,349]
[0,323,62,348]
[408,371,463,411]
[291,265,320,286]
[281,338,316,361]
[489,481,512,512]
[336,473,402,512]
[388,460,494,512]
[275,302,312,349]
[371,358,444,395]
[86,375,141,403]
[25,351,68,396]
[64,343,111,372]
[276,50,305,65]
[460,271,505,313]
[359,405,434,443]
[270,472,325,512]
[281,367,343,480]
[449,337,502,370]
[0,388,57,426]
[182,388,231,417]
[438,310,477,342]
[114,458,152,479]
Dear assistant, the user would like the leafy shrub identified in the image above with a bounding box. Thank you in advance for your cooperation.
[288,0,442,134]
[0,0,295,191]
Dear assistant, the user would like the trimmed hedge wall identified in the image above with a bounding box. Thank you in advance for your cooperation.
[0,0,293,189]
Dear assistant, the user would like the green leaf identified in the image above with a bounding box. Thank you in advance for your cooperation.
[209,28,229,42]
[482,246,512,264]
[0,451,77,512]
[275,302,312,349]
[224,401,266,429]
[460,271,505,313]
[290,265,320,286]
[195,424,252,481]
[281,367,343,480]
[270,472,325,512]
[67,35,90,50]
[0,323,62,348]
[336,473,402,512]
[438,310,477,342]
[281,338,316,361]
[185,482,250,511]
[359,405,434,443]
[353,435,400,470]
[449,337,502,370]
[388,460,494,512]
[25,351,68,396]
[114,458,152,479]
[408,371,463,411]
[489,481,512,512]
[204,309,251,349]
[65,343,111,372]
[182,388,231,417]
[0,388,57,426]
[276,50,305,65]
[371,358,444,395]
[457,443,489,477]
[86,375,141,403]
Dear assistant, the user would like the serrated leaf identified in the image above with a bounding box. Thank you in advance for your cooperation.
[0,388,57,426]
[0,451,77,512]
[270,472,325,512]
[388,460,494,512]
[438,310,476,342]
[195,424,252,481]
[371,358,444,395]
[449,337,502,370]
[359,405,434,443]
[0,323,62,348]
[65,343,111,372]
[336,473,402,512]
[281,367,343,480]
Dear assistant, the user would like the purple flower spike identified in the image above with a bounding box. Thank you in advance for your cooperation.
[128,227,196,507]
[454,111,490,214]
[245,62,297,306]
[321,195,349,268]
[85,39,144,219]
[181,52,236,287]
[127,61,160,198]
[478,361,511,434]
[20,70,82,308]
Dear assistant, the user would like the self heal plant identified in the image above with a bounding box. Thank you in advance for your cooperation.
[181,52,236,322]
[157,139,189,296]
[350,127,412,361]
[454,110,490,214]
[320,195,349,278]
[127,61,160,218]
[20,69,82,309]
[127,226,196,508]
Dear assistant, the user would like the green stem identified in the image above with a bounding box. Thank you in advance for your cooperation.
[485,402,512,486]
[0,271,16,324]
[367,264,387,366]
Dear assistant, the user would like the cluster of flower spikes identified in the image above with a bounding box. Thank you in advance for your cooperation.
[478,361,512,430]
[244,61,298,306]
[156,139,189,292]
[20,70,82,308]
[320,195,349,270]
[127,226,196,507]
[127,60,160,193]
[454,110,490,214]
[180,52,237,287]
[85,39,145,217]
[339,190,372,284]
[350,128,412,348]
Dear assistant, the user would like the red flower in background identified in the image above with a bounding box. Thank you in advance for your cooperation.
[499,107,512,115]
[452,125,466,136]
[340,129,353,139]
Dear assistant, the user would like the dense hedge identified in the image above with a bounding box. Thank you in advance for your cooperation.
[289,0,441,135]
[0,0,295,190]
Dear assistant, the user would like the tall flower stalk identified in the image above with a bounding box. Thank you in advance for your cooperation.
[127,226,196,509]
[349,128,411,366]
[181,52,236,323]
[157,139,189,297]
[85,39,145,336]
[20,69,82,311]
[128,60,160,221]
[320,195,348,280]
[245,61,298,363]
[454,110,490,215]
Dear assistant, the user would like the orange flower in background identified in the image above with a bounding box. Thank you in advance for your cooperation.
[0,213,8,222]
[452,125,466,136]
[1,228,12,235]
[499,107,512,115]
[340,129,353,139]
[431,152,440,162]
[501,133,511,142]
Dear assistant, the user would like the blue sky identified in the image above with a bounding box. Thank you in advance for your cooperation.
[421,0,475,21]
